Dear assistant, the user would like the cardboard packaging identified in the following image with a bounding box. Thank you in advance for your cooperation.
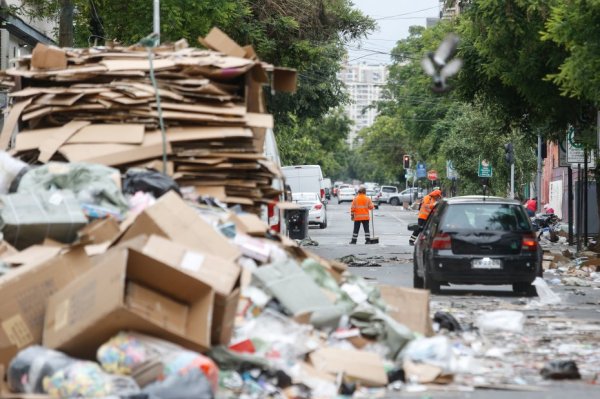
[120,192,241,263]
[309,347,388,387]
[43,246,214,359]
[0,248,91,368]
[0,191,88,250]
[379,285,434,336]
[31,43,67,70]
[131,235,241,345]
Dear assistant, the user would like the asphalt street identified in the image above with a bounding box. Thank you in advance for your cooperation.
[308,200,600,398]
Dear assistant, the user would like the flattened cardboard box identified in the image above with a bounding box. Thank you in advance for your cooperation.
[0,248,91,368]
[309,347,388,387]
[120,192,241,263]
[379,285,433,337]
[133,235,241,345]
[44,247,214,359]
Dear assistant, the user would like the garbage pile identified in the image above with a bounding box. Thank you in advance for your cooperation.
[1,27,295,213]
[542,249,600,288]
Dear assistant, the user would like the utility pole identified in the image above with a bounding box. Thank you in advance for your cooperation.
[537,134,542,211]
[584,149,588,246]
[568,166,573,245]
[504,143,515,199]
[153,0,161,41]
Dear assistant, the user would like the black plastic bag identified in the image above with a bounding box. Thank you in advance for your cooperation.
[123,168,181,198]
[433,311,462,332]
[142,368,213,399]
[540,360,581,380]
[7,346,77,393]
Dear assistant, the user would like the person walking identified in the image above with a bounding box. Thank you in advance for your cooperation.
[525,197,537,217]
[409,189,442,245]
[350,185,375,244]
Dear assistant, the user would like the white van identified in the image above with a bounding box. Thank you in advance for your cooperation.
[282,165,326,203]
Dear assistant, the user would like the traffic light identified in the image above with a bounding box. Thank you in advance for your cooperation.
[403,154,410,169]
[504,143,515,165]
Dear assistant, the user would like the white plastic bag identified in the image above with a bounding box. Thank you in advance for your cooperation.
[532,277,561,305]
[476,310,525,333]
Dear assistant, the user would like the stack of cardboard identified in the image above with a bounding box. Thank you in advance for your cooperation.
[1,28,295,211]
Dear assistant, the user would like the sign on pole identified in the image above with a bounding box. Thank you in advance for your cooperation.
[405,169,415,181]
[478,159,493,177]
[567,127,596,167]
[427,170,438,181]
[416,162,427,179]
[446,160,458,180]
[558,140,569,167]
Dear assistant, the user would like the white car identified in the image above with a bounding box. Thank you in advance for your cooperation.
[337,187,356,204]
[378,185,398,203]
[292,192,327,229]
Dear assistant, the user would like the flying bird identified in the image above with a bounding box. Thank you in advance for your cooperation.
[421,33,462,93]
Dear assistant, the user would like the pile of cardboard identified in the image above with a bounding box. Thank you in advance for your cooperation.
[0,28,295,211]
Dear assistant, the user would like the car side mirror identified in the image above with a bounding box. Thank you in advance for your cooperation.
[407,223,419,232]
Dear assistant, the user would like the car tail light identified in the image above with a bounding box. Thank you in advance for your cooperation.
[320,189,325,199]
[314,204,323,210]
[522,233,538,251]
[267,202,280,232]
[431,233,452,250]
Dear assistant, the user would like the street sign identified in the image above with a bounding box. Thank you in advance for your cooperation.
[427,170,438,181]
[567,129,596,167]
[405,169,415,180]
[478,159,493,177]
[558,140,569,167]
[416,162,427,179]
[446,160,458,180]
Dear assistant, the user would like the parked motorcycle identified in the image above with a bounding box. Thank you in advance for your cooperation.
[531,213,561,242]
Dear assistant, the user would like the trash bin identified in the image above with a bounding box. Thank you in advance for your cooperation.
[286,208,309,240]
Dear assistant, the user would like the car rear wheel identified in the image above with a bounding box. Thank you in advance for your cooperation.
[413,260,424,289]
[389,197,400,206]
[423,268,440,294]
[319,218,327,229]
[512,282,537,297]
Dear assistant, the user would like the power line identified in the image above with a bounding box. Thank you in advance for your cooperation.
[374,6,440,21]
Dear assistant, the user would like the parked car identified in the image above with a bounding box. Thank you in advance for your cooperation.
[378,185,398,204]
[292,192,327,229]
[337,187,356,204]
[323,178,332,200]
[389,188,423,206]
[333,181,344,197]
[410,196,542,295]
[366,189,380,209]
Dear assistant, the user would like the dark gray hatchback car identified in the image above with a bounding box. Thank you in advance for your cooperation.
[410,196,542,295]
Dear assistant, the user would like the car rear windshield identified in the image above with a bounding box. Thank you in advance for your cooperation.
[382,187,396,193]
[440,203,531,232]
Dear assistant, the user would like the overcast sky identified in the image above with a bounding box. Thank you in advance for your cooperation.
[347,0,441,64]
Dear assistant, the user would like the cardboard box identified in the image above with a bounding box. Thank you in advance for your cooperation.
[0,191,88,250]
[379,285,433,337]
[309,347,388,387]
[125,282,188,336]
[0,248,91,367]
[132,235,241,345]
[31,43,67,70]
[43,247,214,359]
[120,192,241,263]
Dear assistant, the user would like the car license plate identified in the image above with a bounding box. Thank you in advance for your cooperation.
[472,257,502,269]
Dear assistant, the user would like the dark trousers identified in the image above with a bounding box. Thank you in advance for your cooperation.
[409,218,426,244]
[352,220,370,242]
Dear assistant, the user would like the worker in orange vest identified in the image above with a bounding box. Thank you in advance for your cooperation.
[350,185,375,244]
[409,189,442,245]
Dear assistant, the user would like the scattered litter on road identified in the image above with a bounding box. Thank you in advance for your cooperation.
[540,360,581,380]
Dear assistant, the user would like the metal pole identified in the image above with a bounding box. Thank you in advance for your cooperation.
[584,150,589,246]
[568,166,574,245]
[537,133,542,212]
[577,164,582,252]
[153,0,160,39]
[510,163,515,199]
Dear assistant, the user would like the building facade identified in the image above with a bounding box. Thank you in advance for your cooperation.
[338,63,388,147]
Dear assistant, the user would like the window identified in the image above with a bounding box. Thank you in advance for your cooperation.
[441,204,531,231]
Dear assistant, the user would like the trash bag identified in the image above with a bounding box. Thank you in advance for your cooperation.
[43,361,140,398]
[540,360,581,380]
[142,367,213,399]
[7,346,78,393]
[401,336,452,371]
[433,311,462,332]
[532,277,561,305]
[123,168,181,198]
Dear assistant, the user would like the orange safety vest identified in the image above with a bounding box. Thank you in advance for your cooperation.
[418,194,437,220]
[351,194,374,221]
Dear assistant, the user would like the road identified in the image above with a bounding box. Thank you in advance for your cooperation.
[307,201,600,398]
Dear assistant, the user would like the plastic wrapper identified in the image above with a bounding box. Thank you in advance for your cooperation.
[475,310,525,333]
[401,336,452,371]
[532,277,561,305]
[123,168,181,198]
[0,150,28,194]
[43,361,140,398]
[8,346,78,394]
[143,367,213,399]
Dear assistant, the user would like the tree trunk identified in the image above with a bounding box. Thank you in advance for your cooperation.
[59,0,74,47]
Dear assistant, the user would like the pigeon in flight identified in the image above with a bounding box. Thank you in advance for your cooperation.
[421,33,462,93]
